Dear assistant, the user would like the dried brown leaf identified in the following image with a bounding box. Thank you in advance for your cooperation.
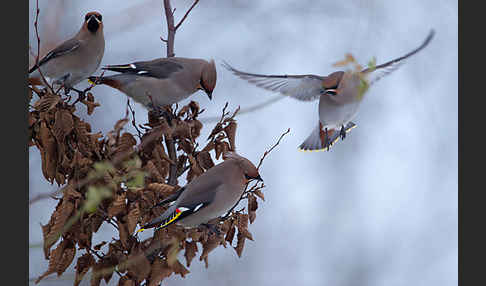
[56,241,76,276]
[254,189,265,201]
[200,234,223,263]
[127,250,151,282]
[126,205,140,234]
[184,241,198,267]
[147,182,175,196]
[33,94,61,112]
[224,121,237,151]
[237,213,253,241]
[145,160,165,182]
[74,253,95,286]
[172,259,190,278]
[36,239,73,283]
[149,259,173,286]
[43,199,74,259]
[234,232,246,258]
[196,151,214,170]
[118,276,135,286]
[108,193,127,218]
[225,225,236,245]
[53,109,74,142]
[248,195,258,224]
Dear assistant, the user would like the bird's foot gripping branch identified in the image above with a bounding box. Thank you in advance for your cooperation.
[29,85,289,285]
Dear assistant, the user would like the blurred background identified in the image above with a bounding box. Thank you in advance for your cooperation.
[29,0,457,285]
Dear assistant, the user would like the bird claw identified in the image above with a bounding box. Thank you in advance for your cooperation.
[339,125,346,140]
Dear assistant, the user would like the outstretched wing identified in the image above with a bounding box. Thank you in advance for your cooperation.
[361,30,435,85]
[222,61,325,101]
[29,38,81,73]
[102,58,184,79]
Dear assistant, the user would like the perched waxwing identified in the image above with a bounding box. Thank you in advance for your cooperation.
[137,152,262,232]
[29,11,105,91]
[223,30,435,151]
[88,57,217,109]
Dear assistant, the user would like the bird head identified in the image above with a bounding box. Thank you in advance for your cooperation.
[223,151,263,182]
[84,11,103,34]
[199,59,217,100]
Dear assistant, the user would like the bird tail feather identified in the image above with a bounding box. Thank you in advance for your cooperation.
[298,122,356,152]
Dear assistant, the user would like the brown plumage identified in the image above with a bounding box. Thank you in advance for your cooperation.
[89,57,217,109]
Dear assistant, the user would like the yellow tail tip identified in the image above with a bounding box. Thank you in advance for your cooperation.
[136,228,145,233]
[87,79,96,85]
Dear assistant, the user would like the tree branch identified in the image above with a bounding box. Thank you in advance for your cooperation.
[162,0,176,57]
[174,0,200,31]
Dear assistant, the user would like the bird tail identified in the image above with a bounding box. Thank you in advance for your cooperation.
[298,122,356,152]
[88,75,122,89]
[136,206,180,233]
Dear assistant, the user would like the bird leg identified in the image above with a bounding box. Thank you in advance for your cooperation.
[325,128,331,151]
[339,125,346,140]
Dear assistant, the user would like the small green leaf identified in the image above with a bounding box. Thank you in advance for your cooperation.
[84,186,112,213]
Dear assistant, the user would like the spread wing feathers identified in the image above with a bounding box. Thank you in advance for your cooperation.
[139,202,209,231]
[102,59,184,79]
[299,122,357,152]
[222,61,325,101]
[29,38,81,73]
[361,29,435,85]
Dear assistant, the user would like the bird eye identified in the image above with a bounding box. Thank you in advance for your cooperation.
[95,14,102,21]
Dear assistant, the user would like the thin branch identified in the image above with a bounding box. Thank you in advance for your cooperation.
[33,0,54,94]
[127,99,143,139]
[174,0,200,31]
[257,128,291,170]
[162,0,176,57]
[199,96,285,124]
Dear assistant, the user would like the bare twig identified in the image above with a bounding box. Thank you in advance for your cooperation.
[127,99,143,139]
[32,0,54,94]
[200,96,285,124]
[174,0,200,31]
[257,128,290,170]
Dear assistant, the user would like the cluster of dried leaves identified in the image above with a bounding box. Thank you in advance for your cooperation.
[29,87,271,286]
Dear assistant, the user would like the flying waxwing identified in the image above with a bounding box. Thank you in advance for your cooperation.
[88,57,217,109]
[223,30,435,151]
[137,152,262,232]
[29,12,105,91]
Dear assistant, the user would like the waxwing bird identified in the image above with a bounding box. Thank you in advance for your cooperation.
[137,152,262,232]
[88,57,217,109]
[223,30,435,151]
[28,12,105,91]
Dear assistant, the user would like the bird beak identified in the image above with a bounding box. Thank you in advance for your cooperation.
[206,90,213,100]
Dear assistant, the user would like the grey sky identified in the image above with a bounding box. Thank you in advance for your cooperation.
[29,1,457,285]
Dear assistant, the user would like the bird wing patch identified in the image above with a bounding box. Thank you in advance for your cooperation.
[137,201,210,233]
[29,38,81,73]
[222,61,325,101]
[102,60,184,79]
